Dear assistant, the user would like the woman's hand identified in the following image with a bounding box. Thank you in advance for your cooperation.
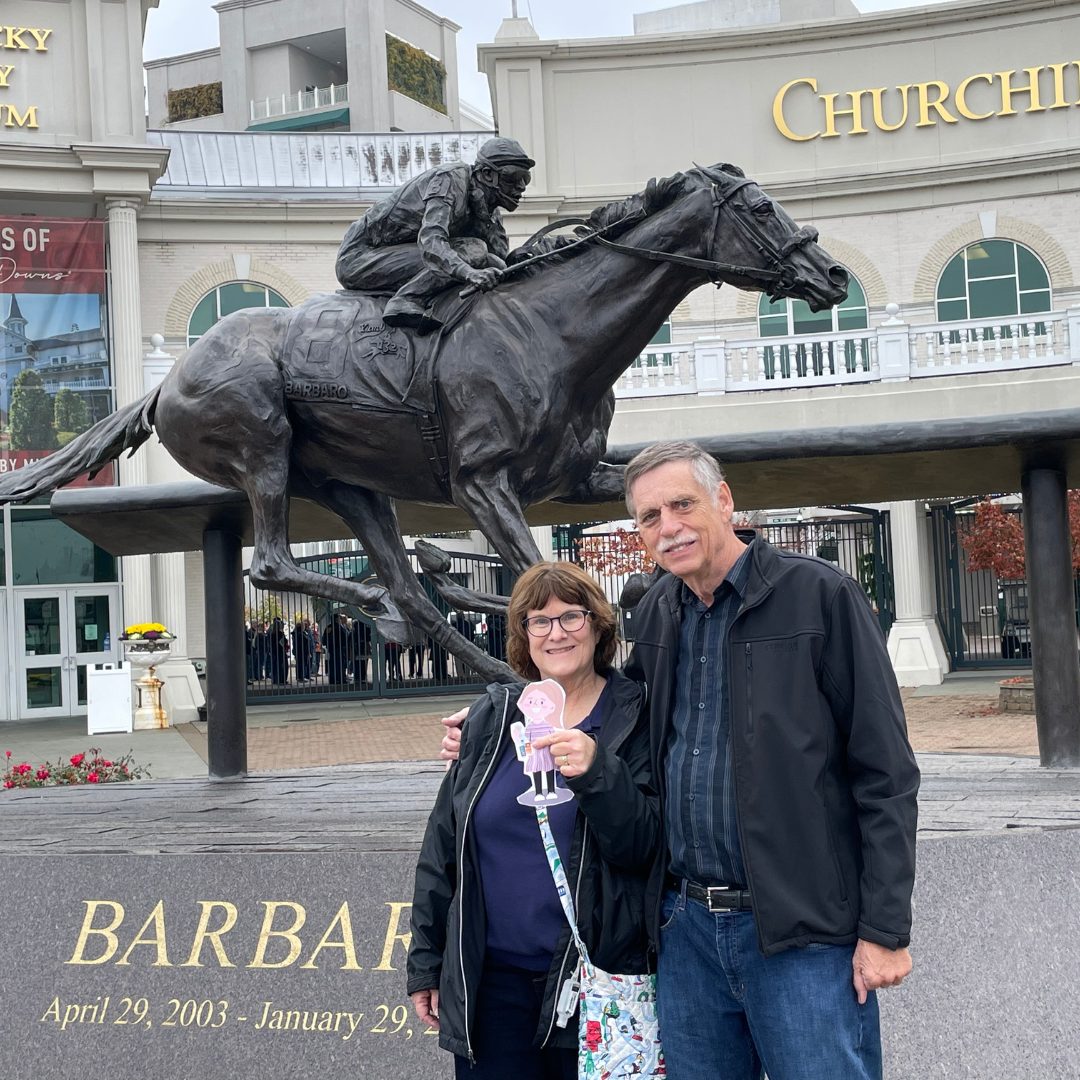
[532,727,597,779]
[410,988,440,1031]
[439,708,467,763]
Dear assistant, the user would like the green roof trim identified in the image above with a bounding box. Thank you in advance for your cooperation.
[247,107,350,132]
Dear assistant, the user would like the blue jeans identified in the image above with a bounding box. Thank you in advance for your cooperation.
[657,890,882,1080]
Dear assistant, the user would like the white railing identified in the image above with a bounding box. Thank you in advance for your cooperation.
[724,328,877,391]
[618,343,696,396]
[250,82,349,123]
[613,306,1080,399]
[42,378,107,390]
[908,312,1067,376]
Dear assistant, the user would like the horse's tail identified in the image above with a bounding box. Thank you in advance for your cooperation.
[0,386,160,504]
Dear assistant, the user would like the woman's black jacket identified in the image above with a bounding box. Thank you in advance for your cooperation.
[406,670,659,1062]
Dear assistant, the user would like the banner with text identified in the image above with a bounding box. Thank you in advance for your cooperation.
[0,217,113,488]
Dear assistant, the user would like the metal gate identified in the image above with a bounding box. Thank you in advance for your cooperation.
[930,500,1038,669]
[758,508,895,634]
[243,547,509,704]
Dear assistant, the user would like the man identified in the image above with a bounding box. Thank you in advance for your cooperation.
[442,440,919,1079]
[335,136,535,333]
[624,440,918,1079]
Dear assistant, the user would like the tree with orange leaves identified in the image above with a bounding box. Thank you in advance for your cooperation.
[576,528,655,575]
[960,494,1080,579]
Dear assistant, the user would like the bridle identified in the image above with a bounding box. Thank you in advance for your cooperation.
[502,173,819,300]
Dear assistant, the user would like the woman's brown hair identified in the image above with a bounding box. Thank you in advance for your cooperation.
[506,561,619,680]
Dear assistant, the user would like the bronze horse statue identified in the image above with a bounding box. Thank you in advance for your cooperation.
[0,164,847,683]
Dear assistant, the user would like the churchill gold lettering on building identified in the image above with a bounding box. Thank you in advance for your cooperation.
[0,25,52,130]
[773,60,1080,141]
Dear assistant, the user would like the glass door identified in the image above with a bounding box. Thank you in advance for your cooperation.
[71,589,118,712]
[16,587,119,718]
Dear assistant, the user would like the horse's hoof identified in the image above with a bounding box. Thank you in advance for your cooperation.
[415,539,452,574]
[375,600,416,645]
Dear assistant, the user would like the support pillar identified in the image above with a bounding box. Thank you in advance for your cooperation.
[203,527,247,778]
[1021,459,1080,767]
[107,197,152,627]
[887,500,949,686]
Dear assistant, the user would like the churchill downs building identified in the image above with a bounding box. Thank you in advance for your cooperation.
[0,0,1075,722]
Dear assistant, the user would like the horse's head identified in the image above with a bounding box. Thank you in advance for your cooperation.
[691,164,848,312]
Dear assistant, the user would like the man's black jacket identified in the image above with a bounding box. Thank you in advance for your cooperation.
[624,536,920,957]
[407,671,659,1061]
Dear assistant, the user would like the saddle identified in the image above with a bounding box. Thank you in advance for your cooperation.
[281,292,441,415]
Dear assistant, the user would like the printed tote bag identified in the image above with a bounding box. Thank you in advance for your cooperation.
[536,805,665,1078]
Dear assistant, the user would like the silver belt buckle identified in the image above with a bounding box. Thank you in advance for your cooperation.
[706,885,734,912]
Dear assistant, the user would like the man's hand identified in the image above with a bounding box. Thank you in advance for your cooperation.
[464,266,502,291]
[852,940,912,1004]
[410,989,440,1030]
[439,707,467,763]
[532,727,596,780]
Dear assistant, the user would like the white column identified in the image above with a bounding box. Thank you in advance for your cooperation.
[153,553,188,658]
[886,500,949,686]
[107,197,152,627]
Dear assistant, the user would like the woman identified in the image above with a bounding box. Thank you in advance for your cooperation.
[408,561,659,1078]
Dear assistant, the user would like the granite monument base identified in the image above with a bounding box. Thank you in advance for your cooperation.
[4,829,1078,1078]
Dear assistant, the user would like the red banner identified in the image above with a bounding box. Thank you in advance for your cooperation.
[0,218,106,294]
[0,451,113,488]
[0,216,113,486]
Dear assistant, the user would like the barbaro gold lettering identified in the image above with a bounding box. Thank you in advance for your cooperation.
[181,901,238,968]
[66,898,410,970]
[373,902,412,971]
[773,57,1080,140]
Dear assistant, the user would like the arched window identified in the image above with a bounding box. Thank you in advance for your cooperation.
[757,272,870,379]
[187,282,289,346]
[935,240,1051,322]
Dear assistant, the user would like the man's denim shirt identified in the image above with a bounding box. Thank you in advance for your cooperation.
[665,539,754,887]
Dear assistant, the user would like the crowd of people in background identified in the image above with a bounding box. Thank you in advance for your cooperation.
[244,610,506,691]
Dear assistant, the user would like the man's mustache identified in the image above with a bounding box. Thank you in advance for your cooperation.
[657,533,697,554]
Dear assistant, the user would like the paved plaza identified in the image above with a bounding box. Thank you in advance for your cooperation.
[1,674,1076,841]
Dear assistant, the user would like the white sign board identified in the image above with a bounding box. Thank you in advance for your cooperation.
[86,662,132,735]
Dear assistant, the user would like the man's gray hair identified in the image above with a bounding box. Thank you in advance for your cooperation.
[624,441,726,518]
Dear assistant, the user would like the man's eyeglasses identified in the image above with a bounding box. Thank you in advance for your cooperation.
[522,610,592,637]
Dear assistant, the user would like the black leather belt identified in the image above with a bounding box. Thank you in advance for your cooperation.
[674,878,753,912]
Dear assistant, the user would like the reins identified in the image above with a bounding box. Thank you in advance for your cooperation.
[469,176,818,299]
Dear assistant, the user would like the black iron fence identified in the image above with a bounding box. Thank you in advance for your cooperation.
[246,514,895,704]
[243,547,509,704]
[928,500,1080,669]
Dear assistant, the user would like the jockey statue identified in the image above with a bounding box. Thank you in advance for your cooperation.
[335,136,535,334]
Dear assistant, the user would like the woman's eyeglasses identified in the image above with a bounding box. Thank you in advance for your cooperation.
[522,609,592,637]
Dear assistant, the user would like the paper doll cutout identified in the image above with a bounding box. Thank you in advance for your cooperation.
[510,678,575,807]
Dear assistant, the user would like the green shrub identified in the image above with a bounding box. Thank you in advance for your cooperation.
[167,81,224,123]
[8,369,57,450]
[53,388,90,435]
[386,34,447,115]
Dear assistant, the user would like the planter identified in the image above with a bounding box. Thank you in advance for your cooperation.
[998,677,1034,714]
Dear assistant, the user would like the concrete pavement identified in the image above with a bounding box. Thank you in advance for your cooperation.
[4,674,1071,837]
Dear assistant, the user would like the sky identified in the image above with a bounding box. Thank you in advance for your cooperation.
[4,295,101,340]
[143,0,946,116]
